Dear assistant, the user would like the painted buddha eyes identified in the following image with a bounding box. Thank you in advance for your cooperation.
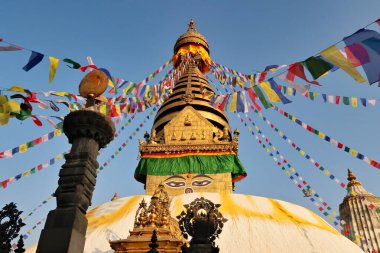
[165,181,186,188]
[192,180,212,187]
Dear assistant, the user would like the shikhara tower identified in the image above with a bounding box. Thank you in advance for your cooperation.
[339,169,380,252]
[134,20,246,196]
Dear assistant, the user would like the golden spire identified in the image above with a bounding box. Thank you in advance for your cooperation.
[174,19,209,54]
[347,169,362,187]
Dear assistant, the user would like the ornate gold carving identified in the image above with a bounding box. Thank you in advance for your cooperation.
[181,93,194,103]
[135,184,171,229]
[110,185,184,252]
[139,142,238,154]
[163,106,216,145]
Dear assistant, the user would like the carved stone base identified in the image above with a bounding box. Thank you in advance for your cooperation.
[36,208,87,253]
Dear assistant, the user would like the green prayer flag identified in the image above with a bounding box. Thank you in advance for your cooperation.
[63,58,81,69]
[343,97,350,105]
[252,86,272,109]
[303,56,334,80]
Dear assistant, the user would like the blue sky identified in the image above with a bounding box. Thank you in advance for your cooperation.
[0,0,379,248]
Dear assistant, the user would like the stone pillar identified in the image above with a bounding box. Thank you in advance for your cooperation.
[36,110,115,253]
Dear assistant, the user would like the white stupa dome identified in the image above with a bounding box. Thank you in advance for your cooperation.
[26,192,363,253]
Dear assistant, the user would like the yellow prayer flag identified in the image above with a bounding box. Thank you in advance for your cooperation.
[300,150,305,156]
[279,131,284,137]
[351,97,358,108]
[291,167,295,172]
[237,77,244,88]
[272,146,276,151]
[287,87,293,96]
[52,91,68,97]
[23,171,30,177]
[318,132,325,139]
[255,126,259,131]
[229,92,237,112]
[100,105,107,115]
[49,56,60,83]
[320,45,366,83]
[351,149,358,156]
[260,81,281,103]
[149,74,153,80]
[285,171,290,176]
[7,86,25,92]
[108,79,114,88]
[19,144,27,153]
[324,170,330,175]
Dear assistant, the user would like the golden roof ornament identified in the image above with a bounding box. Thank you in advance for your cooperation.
[347,169,362,187]
[174,19,209,54]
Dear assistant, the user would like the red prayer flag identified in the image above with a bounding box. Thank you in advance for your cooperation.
[1,179,9,189]
[335,96,341,104]
[79,65,98,72]
[31,115,43,127]
[286,63,320,85]
[247,88,262,111]
[376,18,380,26]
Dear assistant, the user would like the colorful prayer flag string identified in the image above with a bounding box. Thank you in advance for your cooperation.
[98,109,155,172]
[237,113,341,226]
[0,127,63,159]
[0,151,68,190]
[280,86,378,108]
[271,105,380,170]
[22,194,54,221]
[15,218,46,244]
[248,106,346,189]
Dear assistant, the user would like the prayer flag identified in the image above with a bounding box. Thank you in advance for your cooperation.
[252,86,272,109]
[49,56,59,83]
[360,98,367,107]
[246,88,262,111]
[268,78,292,104]
[343,96,350,105]
[345,44,370,67]
[362,37,380,54]
[343,29,380,84]
[368,99,376,106]
[229,92,238,112]
[320,45,366,83]
[303,56,334,79]
[260,81,280,103]
[63,58,81,69]
[0,45,22,51]
[286,62,320,85]
[23,51,44,72]
[351,97,358,107]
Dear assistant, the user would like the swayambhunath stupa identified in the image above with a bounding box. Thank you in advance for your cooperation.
[0,2,379,253]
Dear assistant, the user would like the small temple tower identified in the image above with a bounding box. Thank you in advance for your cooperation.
[339,169,380,252]
[134,20,246,196]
